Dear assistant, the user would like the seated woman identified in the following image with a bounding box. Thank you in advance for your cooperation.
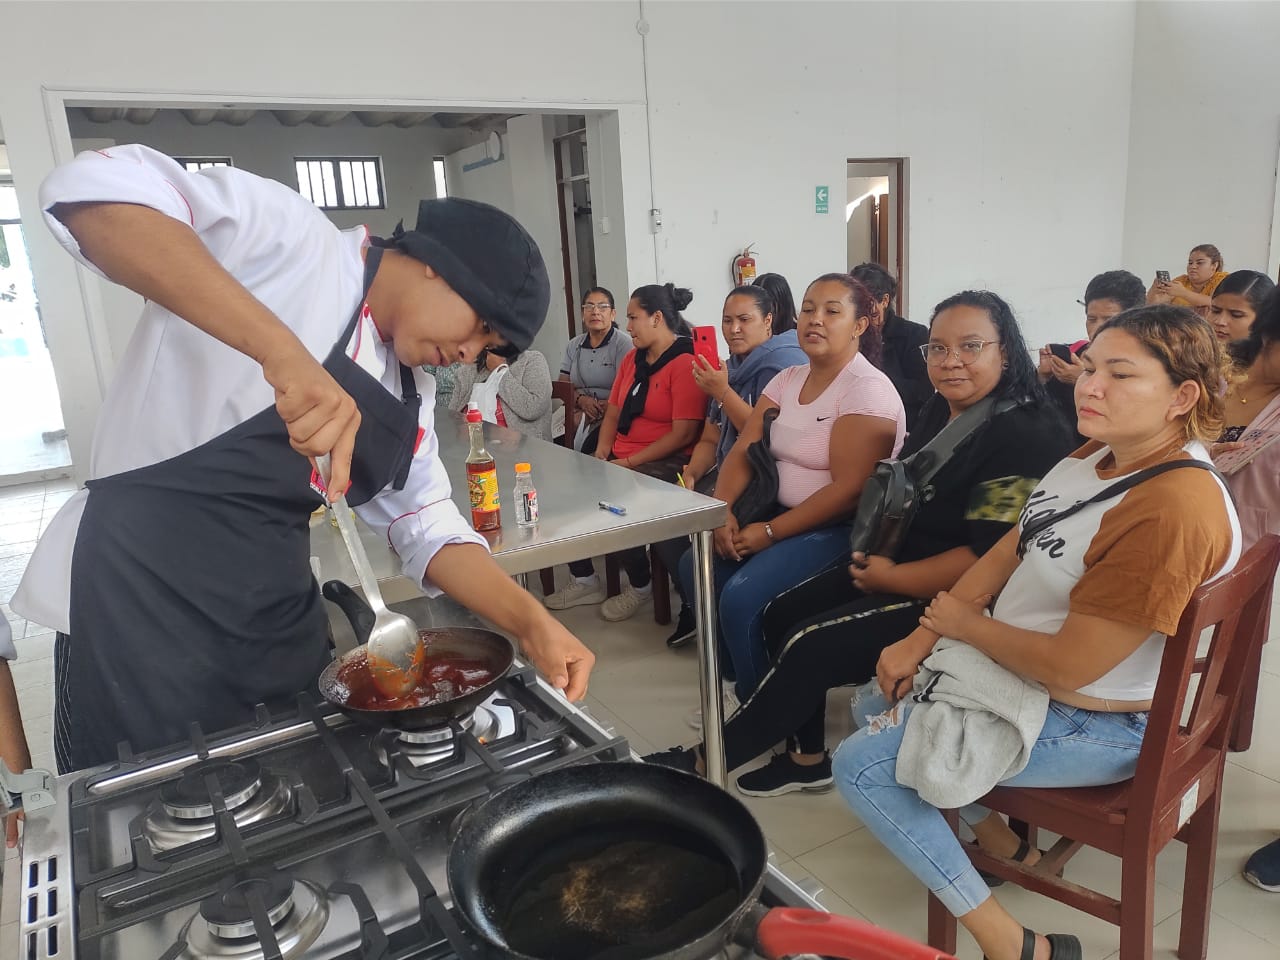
[559,286,633,453]
[646,291,1072,792]
[1216,286,1280,891]
[832,305,1240,960]
[543,283,706,619]
[1147,243,1229,315]
[1207,269,1274,347]
[656,283,807,647]
[451,347,553,440]
[677,274,906,699]
[851,261,933,431]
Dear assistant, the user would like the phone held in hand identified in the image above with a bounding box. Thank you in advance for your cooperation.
[1048,343,1073,363]
[693,326,721,370]
[1156,270,1171,284]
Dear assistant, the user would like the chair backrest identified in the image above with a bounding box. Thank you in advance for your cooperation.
[1130,534,1280,816]
[550,380,576,449]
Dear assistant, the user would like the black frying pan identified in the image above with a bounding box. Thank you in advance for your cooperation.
[319,581,515,731]
[447,762,954,960]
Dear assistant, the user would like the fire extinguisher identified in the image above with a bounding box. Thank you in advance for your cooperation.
[731,245,758,287]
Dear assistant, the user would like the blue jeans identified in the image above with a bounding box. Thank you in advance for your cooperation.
[678,525,851,700]
[833,683,1148,917]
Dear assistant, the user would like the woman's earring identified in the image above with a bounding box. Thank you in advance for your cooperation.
[1002,361,1009,369]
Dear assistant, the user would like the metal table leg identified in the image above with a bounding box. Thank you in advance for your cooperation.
[692,530,725,786]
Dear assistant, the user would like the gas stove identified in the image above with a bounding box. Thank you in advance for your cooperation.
[14,664,822,960]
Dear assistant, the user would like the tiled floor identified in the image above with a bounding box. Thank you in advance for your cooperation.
[2,476,1279,959]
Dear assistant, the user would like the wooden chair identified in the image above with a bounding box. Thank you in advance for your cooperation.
[927,534,1280,960]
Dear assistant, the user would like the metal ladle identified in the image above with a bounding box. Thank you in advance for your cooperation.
[316,455,423,698]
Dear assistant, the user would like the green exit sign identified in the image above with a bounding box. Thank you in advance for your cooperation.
[815,185,829,214]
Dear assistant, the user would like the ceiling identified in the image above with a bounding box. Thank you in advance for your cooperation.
[71,107,518,131]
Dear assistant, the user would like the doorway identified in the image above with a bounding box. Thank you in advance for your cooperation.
[0,179,72,485]
[846,158,908,314]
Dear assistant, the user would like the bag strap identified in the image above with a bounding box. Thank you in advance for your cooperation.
[904,396,1019,487]
[1016,458,1225,557]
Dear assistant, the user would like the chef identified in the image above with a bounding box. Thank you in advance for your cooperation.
[10,145,595,773]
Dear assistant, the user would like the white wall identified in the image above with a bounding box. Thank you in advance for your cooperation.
[1122,1,1280,283]
[0,0,1144,478]
[641,1,1137,340]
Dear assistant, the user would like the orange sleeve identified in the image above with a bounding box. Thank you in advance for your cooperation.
[1069,471,1234,635]
[609,351,636,407]
[668,355,709,421]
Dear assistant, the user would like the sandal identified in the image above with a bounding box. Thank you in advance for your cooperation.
[978,838,1047,888]
[986,927,1083,960]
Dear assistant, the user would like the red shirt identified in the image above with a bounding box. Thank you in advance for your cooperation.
[608,349,706,459]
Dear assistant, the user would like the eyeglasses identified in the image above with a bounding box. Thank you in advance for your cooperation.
[582,303,613,313]
[918,340,1002,365]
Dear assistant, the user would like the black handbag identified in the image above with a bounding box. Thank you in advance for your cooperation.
[732,408,781,526]
[849,396,1016,559]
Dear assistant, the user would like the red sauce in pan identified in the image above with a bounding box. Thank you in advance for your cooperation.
[333,647,497,711]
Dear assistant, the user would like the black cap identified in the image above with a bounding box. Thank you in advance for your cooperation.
[378,198,550,352]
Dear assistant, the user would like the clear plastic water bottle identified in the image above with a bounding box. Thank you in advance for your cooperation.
[513,461,539,528]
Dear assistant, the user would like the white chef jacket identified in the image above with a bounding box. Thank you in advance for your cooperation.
[11,145,485,635]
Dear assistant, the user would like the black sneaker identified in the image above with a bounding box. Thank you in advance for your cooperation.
[666,606,696,648]
[1244,837,1280,892]
[642,747,699,773]
[736,752,833,797]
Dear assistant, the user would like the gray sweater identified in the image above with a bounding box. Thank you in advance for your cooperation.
[894,636,1049,808]
[451,350,553,441]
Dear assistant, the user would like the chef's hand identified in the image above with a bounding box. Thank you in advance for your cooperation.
[849,552,898,594]
[714,516,742,560]
[918,591,993,642]
[262,344,361,501]
[5,810,21,849]
[731,522,772,558]
[691,355,729,399]
[518,614,596,701]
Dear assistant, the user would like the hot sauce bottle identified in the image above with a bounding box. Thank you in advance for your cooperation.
[465,407,501,531]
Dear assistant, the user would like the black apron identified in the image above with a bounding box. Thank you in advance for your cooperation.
[54,246,422,772]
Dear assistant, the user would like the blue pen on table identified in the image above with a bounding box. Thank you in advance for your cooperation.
[598,501,627,516]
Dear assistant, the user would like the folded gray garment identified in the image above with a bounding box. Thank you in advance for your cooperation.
[894,635,1049,808]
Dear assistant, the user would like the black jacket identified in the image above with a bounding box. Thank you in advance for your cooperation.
[879,310,933,431]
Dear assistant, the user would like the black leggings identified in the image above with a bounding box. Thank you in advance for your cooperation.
[713,564,926,771]
[568,456,686,587]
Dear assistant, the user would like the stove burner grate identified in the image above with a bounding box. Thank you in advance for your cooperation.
[176,871,329,960]
[160,759,263,820]
[376,705,501,768]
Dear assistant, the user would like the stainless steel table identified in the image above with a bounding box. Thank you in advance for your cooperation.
[309,416,733,784]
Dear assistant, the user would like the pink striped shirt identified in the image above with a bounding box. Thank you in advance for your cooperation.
[762,353,906,508]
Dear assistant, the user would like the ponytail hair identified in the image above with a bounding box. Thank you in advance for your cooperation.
[631,282,694,335]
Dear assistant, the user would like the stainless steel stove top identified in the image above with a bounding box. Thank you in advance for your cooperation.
[15,664,821,960]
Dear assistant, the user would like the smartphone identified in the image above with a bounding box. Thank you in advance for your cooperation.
[1156,270,1171,284]
[692,326,721,370]
[1048,343,1073,363]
